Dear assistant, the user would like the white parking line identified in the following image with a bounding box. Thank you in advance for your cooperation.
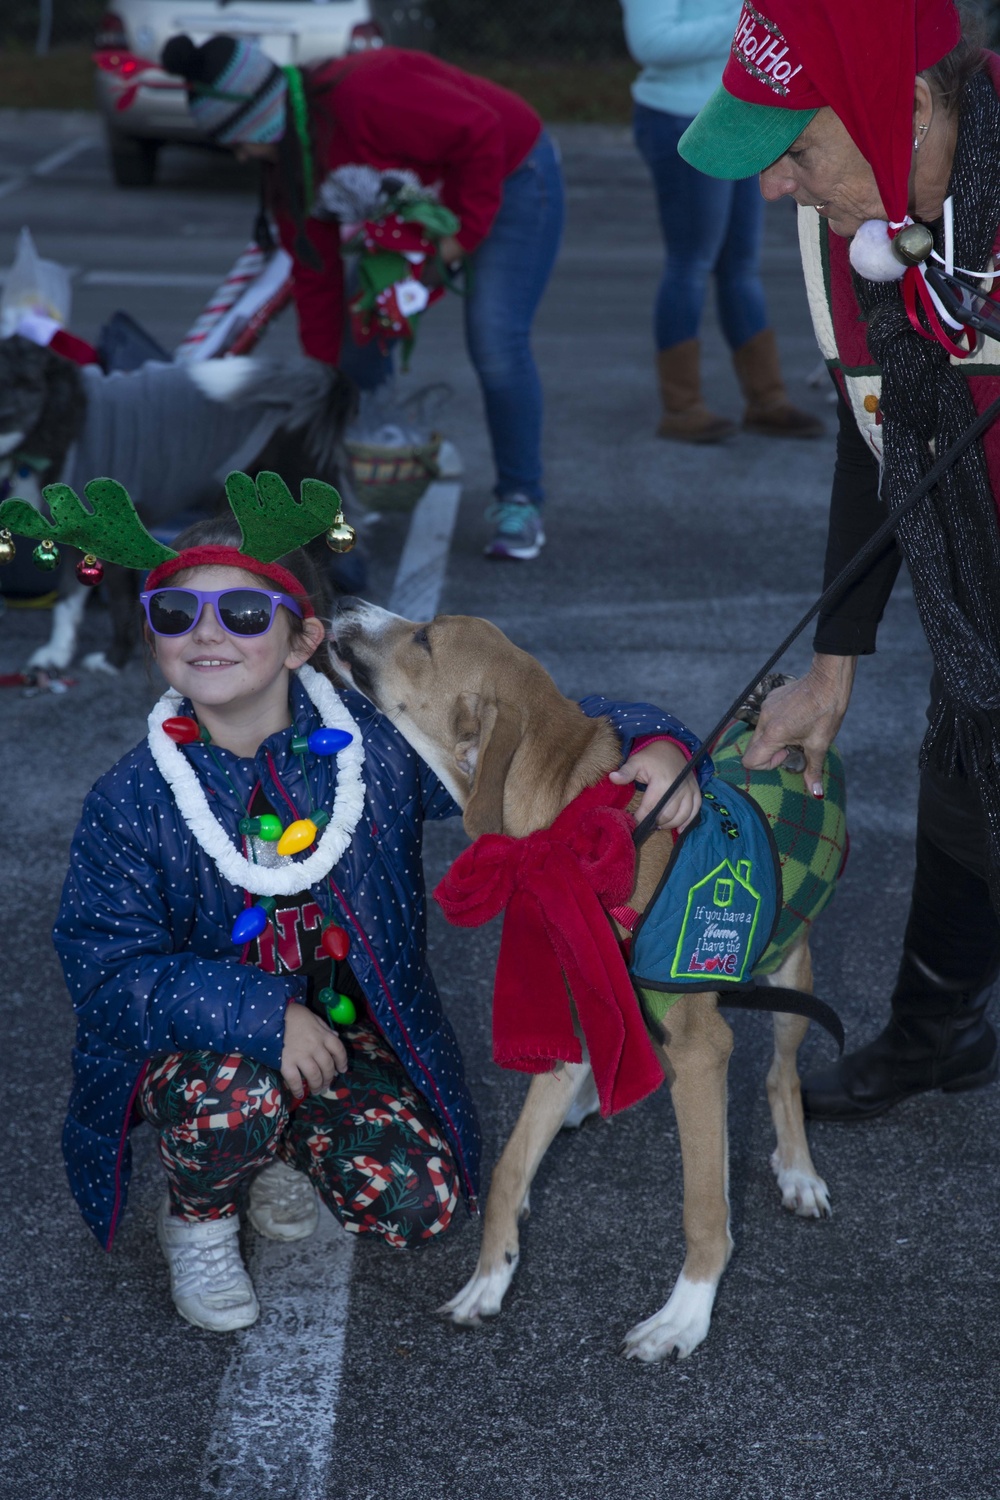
[81,270,221,288]
[196,456,462,1494]
[388,480,462,620]
[0,136,96,200]
[198,1207,355,1498]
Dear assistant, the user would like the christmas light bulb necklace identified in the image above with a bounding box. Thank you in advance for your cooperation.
[147,663,366,898]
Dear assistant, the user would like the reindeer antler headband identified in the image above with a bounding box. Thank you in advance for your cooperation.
[0,470,356,596]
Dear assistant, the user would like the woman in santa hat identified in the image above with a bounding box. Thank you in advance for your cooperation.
[680,0,1000,1122]
[160,34,562,563]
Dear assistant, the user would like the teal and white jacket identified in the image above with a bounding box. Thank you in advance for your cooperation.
[621,0,741,119]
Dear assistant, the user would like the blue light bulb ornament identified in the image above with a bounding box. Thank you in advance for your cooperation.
[231,896,277,947]
[290,728,353,757]
[308,727,354,756]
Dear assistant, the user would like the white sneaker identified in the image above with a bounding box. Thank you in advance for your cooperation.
[156,1197,259,1333]
[248,1158,319,1242]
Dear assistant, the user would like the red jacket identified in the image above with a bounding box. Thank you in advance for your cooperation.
[274,49,542,364]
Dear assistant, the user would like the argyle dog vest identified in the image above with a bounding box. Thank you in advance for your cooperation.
[632,721,848,1024]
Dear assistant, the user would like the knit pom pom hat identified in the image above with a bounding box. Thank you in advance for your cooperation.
[161,33,287,146]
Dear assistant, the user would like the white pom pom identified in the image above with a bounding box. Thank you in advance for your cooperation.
[849,219,907,282]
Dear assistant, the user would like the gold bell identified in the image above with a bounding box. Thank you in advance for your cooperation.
[325,514,357,554]
[0,528,15,565]
[892,223,934,267]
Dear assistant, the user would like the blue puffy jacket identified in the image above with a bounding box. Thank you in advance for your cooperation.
[54,672,707,1249]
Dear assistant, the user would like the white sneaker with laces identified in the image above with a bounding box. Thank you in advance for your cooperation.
[156,1197,259,1332]
[248,1158,319,1242]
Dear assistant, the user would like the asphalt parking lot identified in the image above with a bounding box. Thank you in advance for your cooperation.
[1,108,998,1500]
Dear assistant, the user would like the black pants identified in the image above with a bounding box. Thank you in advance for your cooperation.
[903,677,1000,987]
[919,672,993,880]
[918,766,990,880]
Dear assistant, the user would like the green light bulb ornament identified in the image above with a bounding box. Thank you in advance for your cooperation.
[318,988,357,1027]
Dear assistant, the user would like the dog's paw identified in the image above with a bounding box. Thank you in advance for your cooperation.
[27,644,72,672]
[770,1152,832,1219]
[82,651,120,675]
[621,1275,717,1363]
[437,1257,518,1327]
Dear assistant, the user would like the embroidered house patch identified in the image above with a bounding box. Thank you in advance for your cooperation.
[629,778,780,1002]
[670,857,761,983]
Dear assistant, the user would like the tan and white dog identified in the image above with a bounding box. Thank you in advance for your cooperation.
[330,600,832,1362]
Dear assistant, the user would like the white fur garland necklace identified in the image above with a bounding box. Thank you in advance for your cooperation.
[147,664,367,897]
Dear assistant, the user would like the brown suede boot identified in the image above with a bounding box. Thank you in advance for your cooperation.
[656,341,737,444]
[732,329,825,438]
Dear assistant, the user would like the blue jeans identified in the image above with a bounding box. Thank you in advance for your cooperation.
[340,131,564,504]
[632,102,769,353]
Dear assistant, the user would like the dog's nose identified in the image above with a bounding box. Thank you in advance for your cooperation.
[333,596,363,615]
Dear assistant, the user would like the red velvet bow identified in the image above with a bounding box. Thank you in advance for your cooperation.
[434,779,665,1117]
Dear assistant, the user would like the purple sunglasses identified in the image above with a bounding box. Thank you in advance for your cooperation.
[140,586,304,639]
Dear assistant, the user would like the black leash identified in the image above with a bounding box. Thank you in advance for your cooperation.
[718,986,845,1051]
[632,389,1000,849]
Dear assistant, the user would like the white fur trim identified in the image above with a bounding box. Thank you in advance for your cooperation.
[849,219,906,282]
[798,206,837,360]
[146,664,366,896]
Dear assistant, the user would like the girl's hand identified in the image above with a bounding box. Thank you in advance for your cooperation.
[280,1003,348,1098]
[610,739,701,834]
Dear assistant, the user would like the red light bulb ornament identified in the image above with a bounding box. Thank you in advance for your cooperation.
[320,922,350,961]
[162,716,210,745]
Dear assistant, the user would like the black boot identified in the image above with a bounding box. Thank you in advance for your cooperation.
[802,832,1000,1122]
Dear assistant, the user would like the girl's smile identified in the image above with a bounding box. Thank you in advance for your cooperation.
[151,564,325,756]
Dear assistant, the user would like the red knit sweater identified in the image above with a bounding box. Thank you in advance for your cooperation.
[274,48,542,364]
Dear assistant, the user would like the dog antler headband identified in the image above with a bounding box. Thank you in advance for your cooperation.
[0,470,356,594]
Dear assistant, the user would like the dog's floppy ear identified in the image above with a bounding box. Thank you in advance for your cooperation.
[453,692,522,838]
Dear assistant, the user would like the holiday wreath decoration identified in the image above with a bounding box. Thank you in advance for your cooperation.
[317,166,463,363]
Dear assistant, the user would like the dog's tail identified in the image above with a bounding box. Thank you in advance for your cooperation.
[186,357,357,473]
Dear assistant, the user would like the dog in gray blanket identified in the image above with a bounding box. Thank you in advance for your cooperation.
[0,335,356,672]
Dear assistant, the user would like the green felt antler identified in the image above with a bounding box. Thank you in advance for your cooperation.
[0,478,178,569]
[225,470,345,562]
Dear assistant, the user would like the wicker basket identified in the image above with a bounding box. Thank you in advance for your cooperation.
[345,433,442,512]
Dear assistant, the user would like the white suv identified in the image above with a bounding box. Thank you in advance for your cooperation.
[94,0,430,185]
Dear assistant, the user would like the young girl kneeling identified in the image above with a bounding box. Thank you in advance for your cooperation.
[51,501,705,1332]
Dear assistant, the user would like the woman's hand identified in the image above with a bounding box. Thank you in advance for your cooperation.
[741,654,857,797]
[280,1003,348,1098]
[610,739,701,833]
[437,235,465,269]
